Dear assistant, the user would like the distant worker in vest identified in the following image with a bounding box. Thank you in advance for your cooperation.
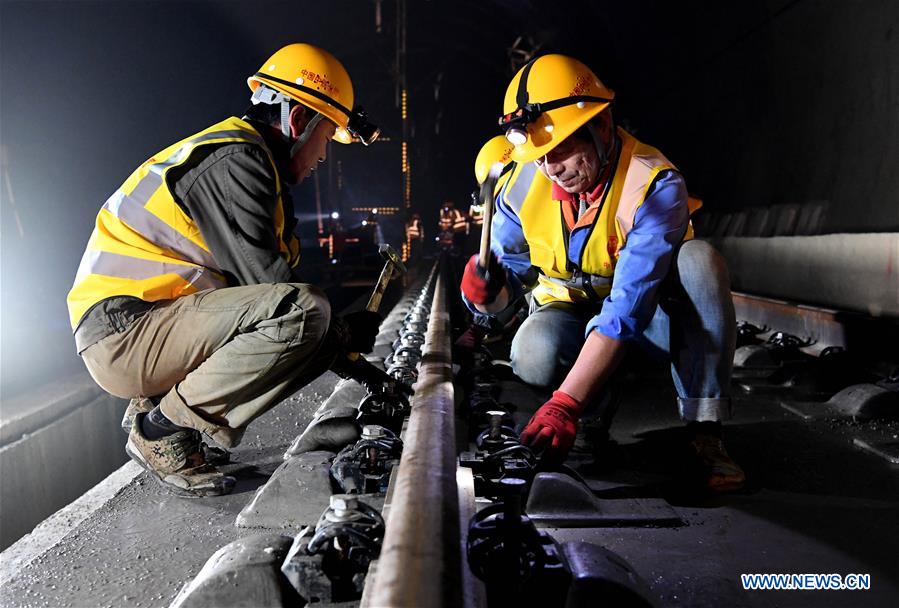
[460,54,744,491]
[67,44,385,497]
[437,200,466,252]
[405,212,424,261]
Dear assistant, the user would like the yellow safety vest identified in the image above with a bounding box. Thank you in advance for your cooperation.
[469,205,484,226]
[406,219,423,239]
[452,210,468,233]
[67,116,300,329]
[501,128,698,306]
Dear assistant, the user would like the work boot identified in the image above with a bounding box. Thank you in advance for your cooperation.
[121,397,230,465]
[121,397,154,433]
[691,434,746,492]
[126,413,235,497]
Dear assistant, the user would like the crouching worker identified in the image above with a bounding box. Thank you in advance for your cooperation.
[461,55,744,491]
[66,44,383,497]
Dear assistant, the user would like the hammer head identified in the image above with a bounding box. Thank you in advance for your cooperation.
[378,244,407,275]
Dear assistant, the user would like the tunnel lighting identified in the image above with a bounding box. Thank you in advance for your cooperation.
[372,208,379,215]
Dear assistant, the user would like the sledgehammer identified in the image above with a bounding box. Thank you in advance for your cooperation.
[344,244,407,363]
[367,243,407,313]
[477,163,504,270]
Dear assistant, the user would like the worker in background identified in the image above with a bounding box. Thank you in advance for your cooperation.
[466,191,484,254]
[456,135,523,351]
[468,135,520,254]
[438,200,466,253]
[474,135,517,194]
[460,54,744,491]
[405,212,424,261]
[67,44,387,497]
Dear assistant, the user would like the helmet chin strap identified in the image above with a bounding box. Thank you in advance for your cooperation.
[290,112,323,157]
[250,85,322,157]
[586,120,609,169]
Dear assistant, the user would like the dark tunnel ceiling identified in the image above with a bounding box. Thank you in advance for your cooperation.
[2,0,897,399]
[3,0,856,229]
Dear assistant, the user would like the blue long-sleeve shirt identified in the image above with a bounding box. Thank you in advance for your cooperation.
[476,166,689,342]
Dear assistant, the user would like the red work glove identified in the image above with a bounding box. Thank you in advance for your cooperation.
[453,324,487,352]
[520,390,585,464]
[461,253,505,305]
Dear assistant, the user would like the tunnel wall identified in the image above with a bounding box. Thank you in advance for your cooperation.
[630,0,899,234]
[0,373,128,551]
[713,233,899,317]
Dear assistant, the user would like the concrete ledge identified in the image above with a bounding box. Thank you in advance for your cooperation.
[0,461,141,586]
[712,233,899,318]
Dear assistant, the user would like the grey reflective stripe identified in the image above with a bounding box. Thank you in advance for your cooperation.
[94,124,268,279]
[102,191,220,270]
[502,162,538,215]
[130,128,266,205]
[79,249,225,291]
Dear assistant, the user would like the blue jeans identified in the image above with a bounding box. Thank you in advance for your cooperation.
[509,240,736,423]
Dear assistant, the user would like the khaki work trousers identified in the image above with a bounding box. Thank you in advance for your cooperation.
[81,283,334,448]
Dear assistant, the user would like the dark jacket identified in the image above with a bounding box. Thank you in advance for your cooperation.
[75,118,297,352]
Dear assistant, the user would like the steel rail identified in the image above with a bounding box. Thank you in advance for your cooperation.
[363,263,465,608]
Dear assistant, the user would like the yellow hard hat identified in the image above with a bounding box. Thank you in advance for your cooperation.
[474,135,515,185]
[499,54,614,163]
[248,44,379,145]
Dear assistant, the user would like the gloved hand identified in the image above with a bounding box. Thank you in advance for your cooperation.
[453,324,487,352]
[461,253,505,305]
[519,390,584,464]
[340,310,383,354]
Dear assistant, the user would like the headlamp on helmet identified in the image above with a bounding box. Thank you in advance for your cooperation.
[499,96,612,146]
[347,106,380,146]
[498,55,615,161]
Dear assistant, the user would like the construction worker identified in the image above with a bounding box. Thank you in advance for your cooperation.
[438,200,464,232]
[405,212,424,261]
[437,200,466,252]
[67,44,386,497]
[469,135,517,252]
[461,54,744,491]
[474,134,517,193]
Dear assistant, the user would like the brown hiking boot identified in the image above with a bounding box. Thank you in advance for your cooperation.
[691,434,746,492]
[122,397,230,465]
[122,397,155,433]
[126,413,235,497]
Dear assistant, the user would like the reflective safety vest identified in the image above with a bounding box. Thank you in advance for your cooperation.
[67,117,300,329]
[406,219,423,240]
[452,210,468,233]
[469,204,484,226]
[438,208,465,232]
[500,128,697,306]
